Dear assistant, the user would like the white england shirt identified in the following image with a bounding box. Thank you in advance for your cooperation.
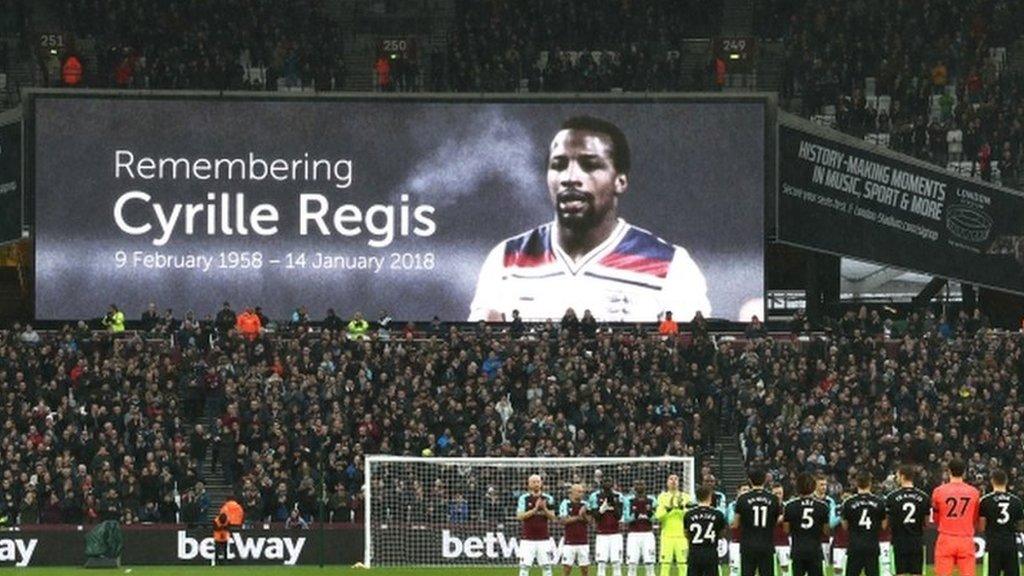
[469,219,710,322]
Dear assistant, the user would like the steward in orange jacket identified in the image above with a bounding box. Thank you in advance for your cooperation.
[213,497,244,564]
[236,309,261,340]
[213,512,230,564]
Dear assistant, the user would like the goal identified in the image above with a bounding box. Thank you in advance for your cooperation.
[364,456,696,567]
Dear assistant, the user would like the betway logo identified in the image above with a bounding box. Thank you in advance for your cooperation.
[0,538,38,567]
[442,530,519,559]
[177,531,306,565]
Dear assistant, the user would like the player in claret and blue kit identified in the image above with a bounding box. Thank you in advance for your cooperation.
[622,480,658,576]
[773,484,792,576]
[518,474,558,576]
[728,484,751,576]
[590,478,626,576]
[813,475,841,574]
[560,483,592,576]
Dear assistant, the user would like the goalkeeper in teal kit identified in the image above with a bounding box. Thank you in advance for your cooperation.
[656,473,691,576]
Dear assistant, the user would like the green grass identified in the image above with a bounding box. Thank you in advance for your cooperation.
[0,567,943,576]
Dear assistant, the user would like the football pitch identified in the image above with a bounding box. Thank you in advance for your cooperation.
[0,568,942,576]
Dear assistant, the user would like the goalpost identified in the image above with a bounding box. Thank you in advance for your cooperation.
[364,456,696,567]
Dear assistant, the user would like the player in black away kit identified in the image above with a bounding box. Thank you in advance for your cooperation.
[685,485,727,576]
[842,472,888,576]
[784,472,831,576]
[979,469,1024,576]
[885,465,929,576]
[733,467,782,576]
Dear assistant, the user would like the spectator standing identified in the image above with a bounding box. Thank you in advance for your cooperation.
[323,308,344,332]
[215,301,236,335]
[102,304,125,333]
[658,312,679,336]
[347,312,370,340]
[236,307,261,340]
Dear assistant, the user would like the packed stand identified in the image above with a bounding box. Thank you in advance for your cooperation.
[2,301,1023,528]
[0,304,721,527]
[21,0,1024,189]
[736,306,1024,503]
[55,0,345,91]
[444,0,723,92]
[772,0,1024,188]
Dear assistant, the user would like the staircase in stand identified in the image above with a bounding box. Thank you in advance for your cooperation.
[187,411,235,524]
[715,433,748,499]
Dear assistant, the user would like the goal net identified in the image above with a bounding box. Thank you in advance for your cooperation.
[364,456,695,567]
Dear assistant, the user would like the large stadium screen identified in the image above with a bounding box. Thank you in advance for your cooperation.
[0,117,21,245]
[33,94,766,321]
[779,119,1024,294]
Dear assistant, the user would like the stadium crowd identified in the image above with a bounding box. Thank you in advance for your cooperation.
[5,0,1022,187]
[771,0,1024,187]
[0,305,720,527]
[444,0,721,93]
[0,301,1019,528]
[3,0,1024,532]
[738,306,1022,502]
[54,0,345,91]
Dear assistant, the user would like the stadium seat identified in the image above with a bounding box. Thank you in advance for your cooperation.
[876,95,891,114]
[947,129,963,161]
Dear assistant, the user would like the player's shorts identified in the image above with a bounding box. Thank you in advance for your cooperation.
[689,556,719,576]
[561,543,591,566]
[730,542,742,575]
[792,556,825,576]
[660,535,688,564]
[740,549,775,576]
[520,538,557,566]
[845,550,880,576]
[985,549,1020,576]
[891,538,923,574]
[626,532,656,565]
[879,542,892,576]
[595,533,624,563]
[934,534,975,576]
[833,547,847,573]
[776,545,792,568]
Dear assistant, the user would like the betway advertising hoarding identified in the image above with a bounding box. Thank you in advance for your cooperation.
[375,525,1014,566]
[778,117,1024,293]
[0,525,1019,566]
[0,526,362,566]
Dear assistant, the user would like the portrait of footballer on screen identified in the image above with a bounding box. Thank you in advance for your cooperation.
[470,115,711,323]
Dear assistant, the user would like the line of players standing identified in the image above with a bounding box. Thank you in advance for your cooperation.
[727,461,1022,576]
[516,472,723,576]
[517,460,1024,576]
